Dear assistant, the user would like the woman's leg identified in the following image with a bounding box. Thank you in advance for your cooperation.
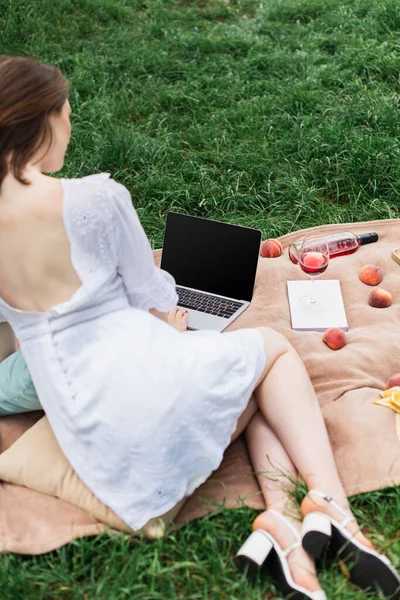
[231,326,374,589]
[250,327,371,547]
[245,410,322,591]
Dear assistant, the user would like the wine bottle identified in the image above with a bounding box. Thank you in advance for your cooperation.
[289,231,378,264]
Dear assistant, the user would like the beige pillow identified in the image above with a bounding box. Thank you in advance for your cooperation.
[0,417,184,538]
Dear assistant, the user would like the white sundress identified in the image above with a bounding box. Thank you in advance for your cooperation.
[0,174,266,530]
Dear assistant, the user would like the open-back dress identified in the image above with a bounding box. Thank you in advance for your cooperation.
[0,174,266,530]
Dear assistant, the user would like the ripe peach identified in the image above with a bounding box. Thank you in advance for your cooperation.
[368,287,392,308]
[359,264,382,286]
[323,328,346,350]
[386,374,400,389]
[260,238,283,258]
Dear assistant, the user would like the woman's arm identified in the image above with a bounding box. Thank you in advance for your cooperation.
[107,180,179,313]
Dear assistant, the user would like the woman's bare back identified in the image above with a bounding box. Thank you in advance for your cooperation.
[0,173,82,313]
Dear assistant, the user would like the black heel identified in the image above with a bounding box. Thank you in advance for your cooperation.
[302,511,332,559]
[302,490,400,599]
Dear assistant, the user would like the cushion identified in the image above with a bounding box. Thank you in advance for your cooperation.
[0,416,182,538]
[0,351,42,416]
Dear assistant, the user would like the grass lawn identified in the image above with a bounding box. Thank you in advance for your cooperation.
[1,0,400,597]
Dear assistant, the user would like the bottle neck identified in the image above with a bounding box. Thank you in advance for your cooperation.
[358,232,379,246]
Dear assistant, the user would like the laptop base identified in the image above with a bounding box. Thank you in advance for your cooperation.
[180,302,249,332]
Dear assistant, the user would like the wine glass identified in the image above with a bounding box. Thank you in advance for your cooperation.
[298,237,329,311]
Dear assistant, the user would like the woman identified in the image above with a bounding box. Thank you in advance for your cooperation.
[0,56,398,600]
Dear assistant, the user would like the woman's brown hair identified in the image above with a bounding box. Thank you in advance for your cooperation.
[0,56,69,190]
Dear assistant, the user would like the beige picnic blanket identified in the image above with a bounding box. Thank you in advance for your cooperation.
[0,218,399,554]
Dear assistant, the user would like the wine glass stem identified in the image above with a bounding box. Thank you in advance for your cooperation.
[310,278,316,303]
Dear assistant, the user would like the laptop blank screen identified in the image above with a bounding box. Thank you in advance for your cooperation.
[161,213,261,302]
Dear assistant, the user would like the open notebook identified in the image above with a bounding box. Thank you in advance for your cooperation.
[287,280,348,332]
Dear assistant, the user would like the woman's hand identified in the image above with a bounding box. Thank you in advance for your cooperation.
[149,307,189,331]
[167,307,188,332]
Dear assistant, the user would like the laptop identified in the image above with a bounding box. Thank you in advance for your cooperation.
[160,212,261,331]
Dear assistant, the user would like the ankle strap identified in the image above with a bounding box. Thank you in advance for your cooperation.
[307,490,356,528]
[268,509,301,557]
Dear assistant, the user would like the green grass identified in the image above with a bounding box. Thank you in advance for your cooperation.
[0,489,399,599]
[1,0,400,597]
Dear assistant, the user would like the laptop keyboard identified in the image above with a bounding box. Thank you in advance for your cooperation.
[176,287,244,319]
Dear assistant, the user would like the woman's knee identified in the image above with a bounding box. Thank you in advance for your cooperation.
[256,326,293,359]
[254,327,295,386]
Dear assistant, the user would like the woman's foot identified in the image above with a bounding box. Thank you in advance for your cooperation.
[252,509,323,593]
[301,491,374,550]
[301,490,400,598]
[167,307,188,331]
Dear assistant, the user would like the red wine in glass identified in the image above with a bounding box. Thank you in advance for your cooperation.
[300,252,329,277]
[298,238,330,311]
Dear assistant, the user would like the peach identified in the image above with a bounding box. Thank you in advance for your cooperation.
[323,328,346,350]
[368,287,392,308]
[359,264,382,286]
[386,374,400,389]
[260,238,283,258]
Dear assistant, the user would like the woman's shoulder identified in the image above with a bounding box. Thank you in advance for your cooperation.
[62,172,111,187]
[63,173,131,203]
[62,173,134,236]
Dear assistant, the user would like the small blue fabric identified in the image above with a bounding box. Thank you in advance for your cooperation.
[0,351,41,415]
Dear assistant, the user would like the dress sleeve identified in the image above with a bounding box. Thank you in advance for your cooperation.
[107,180,178,312]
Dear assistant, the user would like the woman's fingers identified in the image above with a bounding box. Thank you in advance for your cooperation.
[167,307,188,331]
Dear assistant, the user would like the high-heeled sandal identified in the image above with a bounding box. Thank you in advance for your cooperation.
[235,509,327,600]
[302,489,400,599]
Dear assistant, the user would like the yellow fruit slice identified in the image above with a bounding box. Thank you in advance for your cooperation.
[374,388,400,414]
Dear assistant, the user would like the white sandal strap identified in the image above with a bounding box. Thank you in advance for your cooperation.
[268,509,301,557]
[340,515,356,528]
[307,490,356,528]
